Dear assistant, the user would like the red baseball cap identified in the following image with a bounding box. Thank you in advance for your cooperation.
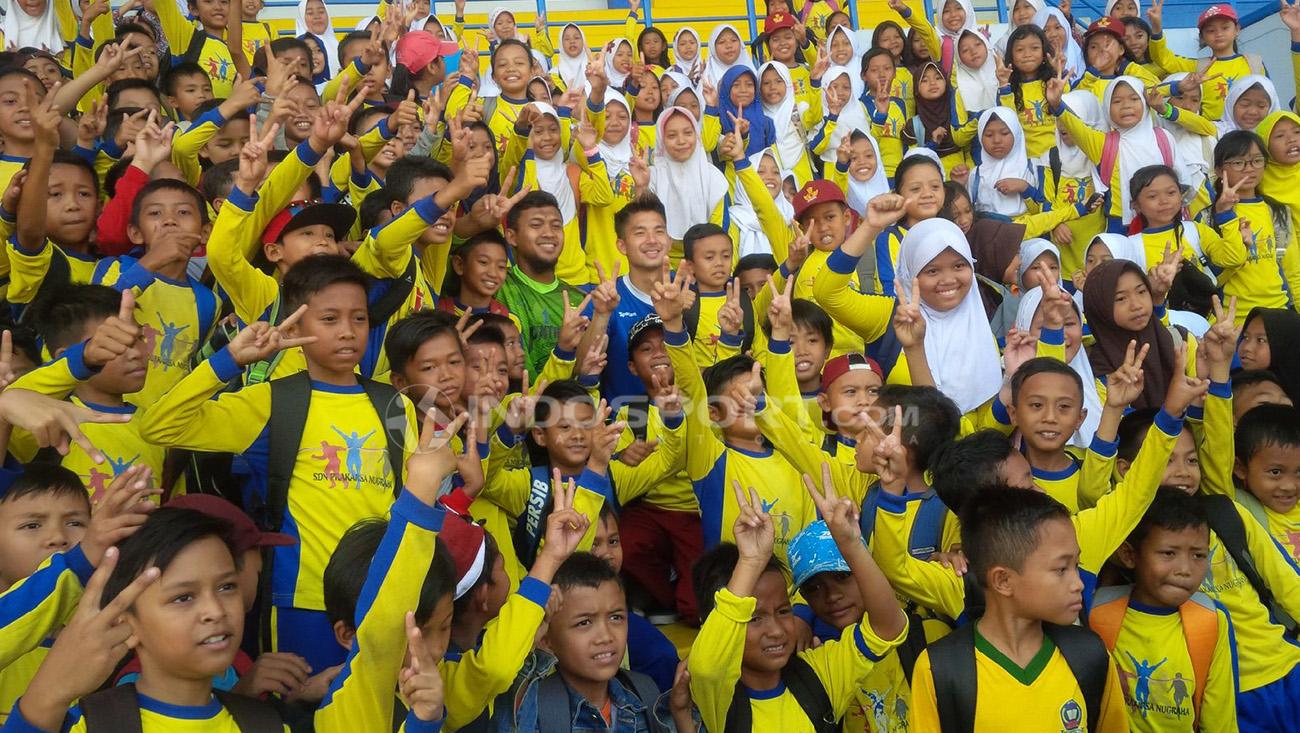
[395,31,461,74]
[1198,4,1239,28]
[793,179,846,221]
[765,12,796,34]
[1084,16,1125,42]
[820,353,884,391]
[166,494,296,555]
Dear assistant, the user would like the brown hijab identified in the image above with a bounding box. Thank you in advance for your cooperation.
[1082,259,1177,411]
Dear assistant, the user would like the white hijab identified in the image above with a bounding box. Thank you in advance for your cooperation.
[1016,238,1061,289]
[896,219,1003,412]
[826,25,864,100]
[1093,232,1147,268]
[1218,75,1281,135]
[295,0,340,73]
[704,24,754,90]
[527,103,577,224]
[650,108,730,239]
[597,90,634,181]
[605,37,633,89]
[904,146,948,177]
[1034,7,1085,82]
[354,15,381,32]
[953,30,999,113]
[732,148,794,258]
[936,0,977,39]
[1159,73,1214,195]
[3,0,62,52]
[1053,90,1107,195]
[973,107,1034,217]
[556,23,590,93]
[1015,286,1103,447]
[994,0,1046,55]
[1102,76,1187,225]
[845,131,889,216]
[1104,0,1139,16]
[758,62,808,174]
[819,66,872,164]
[671,27,703,79]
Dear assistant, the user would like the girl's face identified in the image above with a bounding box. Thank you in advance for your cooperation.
[17,0,48,16]
[635,75,661,114]
[864,54,895,92]
[769,28,798,62]
[641,32,665,61]
[1269,118,1300,165]
[830,31,854,65]
[981,117,1014,159]
[849,137,878,182]
[898,164,945,222]
[941,0,968,32]
[307,41,326,75]
[912,31,932,60]
[1110,0,1138,17]
[677,89,702,118]
[948,192,974,232]
[527,79,551,103]
[562,26,585,56]
[604,102,630,143]
[1134,173,1182,226]
[677,32,699,60]
[715,29,741,64]
[1171,84,1201,113]
[614,42,634,73]
[467,126,496,160]
[493,11,517,39]
[1087,34,1123,73]
[283,84,321,143]
[1011,0,1037,26]
[662,112,698,161]
[22,57,62,92]
[1123,24,1149,60]
[958,33,987,69]
[1085,240,1113,273]
[878,27,904,59]
[827,13,851,32]
[1200,17,1238,52]
[660,74,680,99]
[761,67,786,105]
[1022,252,1060,289]
[1031,302,1084,362]
[426,19,447,39]
[1218,142,1266,192]
[530,113,562,159]
[730,72,756,107]
[242,0,262,19]
[1238,316,1271,369]
[304,0,328,34]
[1011,33,1043,74]
[1112,270,1153,331]
[828,74,852,104]
[1109,83,1145,129]
[1045,17,1067,56]
[493,45,531,94]
[917,66,945,100]
[916,247,973,311]
[1234,86,1273,132]
[757,155,782,197]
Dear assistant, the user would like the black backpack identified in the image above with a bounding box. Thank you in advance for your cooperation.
[80,683,282,732]
[723,655,837,733]
[927,622,1109,732]
[1199,493,1298,634]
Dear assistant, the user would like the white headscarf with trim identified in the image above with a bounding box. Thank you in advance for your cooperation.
[650,107,730,239]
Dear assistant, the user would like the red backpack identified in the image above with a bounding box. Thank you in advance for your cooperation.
[1100,127,1175,184]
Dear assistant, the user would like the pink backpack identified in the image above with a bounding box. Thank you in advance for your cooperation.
[1100,127,1174,183]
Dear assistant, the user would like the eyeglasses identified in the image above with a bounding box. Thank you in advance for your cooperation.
[1224,156,1267,171]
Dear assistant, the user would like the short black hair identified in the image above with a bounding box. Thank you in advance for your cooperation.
[535,380,596,425]
[929,430,1016,514]
[1167,265,1216,318]
[106,78,161,111]
[691,542,784,622]
[734,253,778,277]
[31,284,123,354]
[614,194,667,240]
[1232,369,1286,394]
[0,463,88,507]
[1116,408,1160,464]
[0,67,42,90]
[386,310,463,376]
[359,190,401,232]
[282,255,370,314]
[874,385,962,472]
[1009,357,1084,404]
[102,508,237,608]
[199,159,239,203]
[386,156,453,204]
[553,552,623,594]
[191,97,225,119]
[791,299,833,348]
[703,354,760,400]
[961,486,1071,590]
[50,149,99,198]
[113,21,157,43]
[457,230,511,260]
[161,61,209,97]
[338,31,374,61]
[505,191,561,231]
[1236,404,1300,466]
[1128,487,1208,551]
[324,518,458,628]
[130,179,209,228]
[682,222,730,261]
[465,322,506,349]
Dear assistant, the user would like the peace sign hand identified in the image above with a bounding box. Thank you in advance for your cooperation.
[1164,343,1210,416]
[893,277,926,348]
[406,411,468,505]
[629,147,650,191]
[591,261,623,316]
[397,612,445,722]
[1105,339,1149,408]
[731,480,775,563]
[766,273,795,340]
[1201,294,1240,376]
[719,115,745,161]
[539,469,593,563]
[556,290,595,350]
[227,305,318,367]
[1215,174,1248,214]
[651,259,695,329]
[1283,0,1300,36]
[803,462,861,546]
[234,115,281,196]
[718,278,744,337]
[787,221,812,272]
[994,52,1011,86]
[1146,0,1163,35]
[1147,243,1180,304]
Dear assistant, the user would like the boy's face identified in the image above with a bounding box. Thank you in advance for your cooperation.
[1122,525,1209,608]
[0,492,90,587]
[818,370,882,435]
[113,88,163,117]
[128,187,205,248]
[396,175,456,246]
[74,317,149,396]
[201,117,250,164]
[418,594,455,663]
[533,400,596,470]
[277,49,313,84]
[464,342,508,401]
[453,244,510,302]
[995,517,1084,625]
[393,332,465,411]
[591,514,623,572]
[266,224,341,270]
[709,373,763,442]
[282,84,322,142]
[293,282,369,375]
[628,331,672,389]
[738,267,775,301]
[1159,429,1201,495]
[743,569,795,674]
[791,324,830,390]
[616,210,670,271]
[115,34,159,82]
[0,75,43,144]
[190,0,231,30]
[1008,372,1085,455]
[800,570,862,632]
[998,452,1036,490]
[1233,382,1293,424]
[688,234,733,291]
[546,580,628,687]
[241,0,263,17]
[499,322,526,382]
[128,536,244,682]
[505,206,565,275]
[167,74,214,119]
[1236,444,1300,514]
[801,202,849,252]
[47,163,99,246]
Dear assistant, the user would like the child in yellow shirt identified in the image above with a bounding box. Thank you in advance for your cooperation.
[1145,3,1263,121]
[1232,404,1300,568]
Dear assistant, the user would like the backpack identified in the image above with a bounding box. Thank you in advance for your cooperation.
[724,655,837,733]
[1088,585,1219,728]
[80,683,282,733]
[535,669,669,733]
[1099,127,1174,184]
[1199,493,1299,634]
[683,290,755,355]
[859,486,949,561]
[927,622,1110,733]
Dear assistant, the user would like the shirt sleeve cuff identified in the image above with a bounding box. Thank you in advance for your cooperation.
[376,116,395,139]
[552,346,576,361]
[1154,408,1185,436]
[63,342,96,381]
[412,196,449,225]
[661,411,684,430]
[210,347,244,383]
[1089,434,1119,458]
[718,330,743,347]
[225,186,259,211]
[393,489,447,532]
[1039,327,1065,346]
[587,97,605,114]
[1,703,48,733]
[854,623,887,662]
[296,138,325,167]
[1208,380,1232,399]
[991,396,1011,426]
[793,602,816,627]
[402,711,444,733]
[1212,210,1237,226]
[767,338,791,355]
[826,247,860,274]
[663,328,690,347]
[577,373,601,388]
[732,156,751,171]
[517,575,553,608]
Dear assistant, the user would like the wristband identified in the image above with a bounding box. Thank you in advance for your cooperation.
[1162,102,1174,119]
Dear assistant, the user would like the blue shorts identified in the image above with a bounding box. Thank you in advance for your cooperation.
[273,606,347,673]
[1238,661,1300,732]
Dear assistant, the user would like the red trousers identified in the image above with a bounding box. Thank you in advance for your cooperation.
[618,502,703,622]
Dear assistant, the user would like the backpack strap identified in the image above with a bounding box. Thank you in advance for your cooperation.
[1085,584,1132,653]
[1179,592,1219,729]
[182,26,208,65]
[368,258,418,327]
[212,690,285,733]
[1155,128,1175,169]
[359,376,408,497]
[1099,131,1120,184]
[927,622,978,733]
[782,655,838,733]
[535,673,573,733]
[1234,489,1272,532]
[1043,622,1110,733]
[513,466,557,568]
[244,296,285,386]
[1199,494,1297,632]
[909,491,948,558]
[895,608,932,683]
[261,371,312,532]
[1048,146,1062,195]
[1245,53,1266,75]
[81,683,145,733]
[616,670,671,733]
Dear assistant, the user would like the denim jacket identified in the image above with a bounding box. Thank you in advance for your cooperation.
[489,651,677,733]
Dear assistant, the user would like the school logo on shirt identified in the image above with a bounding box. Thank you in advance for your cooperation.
[143,312,196,371]
[308,426,394,491]
[1118,654,1194,722]
[1021,99,1050,126]
[1058,699,1083,731]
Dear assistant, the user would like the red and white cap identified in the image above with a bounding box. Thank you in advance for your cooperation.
[1198,4,1239,28]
